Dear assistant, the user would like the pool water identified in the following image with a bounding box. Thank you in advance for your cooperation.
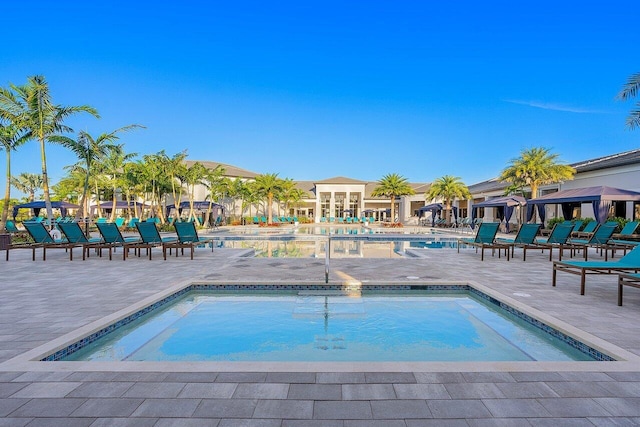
[64,292,594,362]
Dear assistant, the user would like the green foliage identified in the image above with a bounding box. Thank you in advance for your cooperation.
[546,217,566,229]
[617,72,640,130]
[608,217,628,233]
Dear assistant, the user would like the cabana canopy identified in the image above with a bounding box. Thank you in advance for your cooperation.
[526,186,640,224]
[418,203,457,226]
[12,201,79,219]
[471,195,526,232]
[165,201,224,218]
[90,201,149,213]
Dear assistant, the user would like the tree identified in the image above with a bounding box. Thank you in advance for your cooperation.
[499,147,575,201]
[159,150,187,222]
[371,173,415,223]
[11,172,43,202]
[183,162,208,224]
[617,72,640,130]
[202,165,227,225]
[0,123,30,229]
[253,173,285,224]
[279,179,306,217]
[50,125,142,219]
[0,75,99,227]
[425,175,471,224]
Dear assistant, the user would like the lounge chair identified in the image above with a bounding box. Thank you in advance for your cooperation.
[4,220,21,234]
[605,221,640,254]
[552,244,640,296]
[57,221,107,260]
[617,272,640,306]
[572,221,597,238]
[527,223,574,261]
[496,223,541,261]
[123,221,176,260]
[20,222,82,261]
[95,222,141,260]
[567,223,617,260]
[163,221,214,260]
[457,222,508,261]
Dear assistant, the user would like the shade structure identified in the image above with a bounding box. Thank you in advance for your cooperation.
[12,201,79,219]
[418,203,457,226]
[165,201,224,219]
[90,201,149,213]
[526,186,640,224]
[471,195,526,232]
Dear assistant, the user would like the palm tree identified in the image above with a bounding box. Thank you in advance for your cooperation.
[0,75,99,227]
[183,162,208,224]
[159,150,187,222]
[499,147,575,201]
[426,175,471,224]
[617,72,640,129]
[101,144,138,221]
[253,173,285,224]
[0,123,30,229]
[279,179,306,217]
[11,172,43,202]
[202,165,227,225]
[50,125,142,219]
[371,173,415,224]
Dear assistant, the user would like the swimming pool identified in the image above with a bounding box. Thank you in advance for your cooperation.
[53,284,610,362]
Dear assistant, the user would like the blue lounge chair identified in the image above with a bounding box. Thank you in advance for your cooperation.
[57,221,106,260]
[96,222,141,260]
[528,223,574,261]
[4,220,21,233]
[457,222,508,261]
[606,221,640,253]
[553,244,640,296]
[617,272,640,306]
[567,223,617,261]
[572,221,597,238]
[21,221,81,261]
[497,223,541,261]
[163,221,214,260]
[123,221,176,260]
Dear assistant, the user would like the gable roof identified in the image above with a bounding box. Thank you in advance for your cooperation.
[185,160,259,179]
[570,148,640,173]
[314,176,369,185]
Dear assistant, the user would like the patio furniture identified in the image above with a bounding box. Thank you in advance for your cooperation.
[57,221,107,260]
[123,221,176,260]
[528,223,574,261]
[457,222,508,261]
[21,221,81,261]
[572,221,597,238]
[617,272,640,306]
[552,244,640,296]
[566,223,617,261]
[163,221,214,260]
[496,223,541,261]
[95,222,141,260]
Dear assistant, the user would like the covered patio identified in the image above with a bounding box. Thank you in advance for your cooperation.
[472,195,526,232]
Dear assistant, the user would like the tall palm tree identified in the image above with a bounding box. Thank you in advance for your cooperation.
[426,175,471,224]
[0,123,30,228]
[183,162,208,224]
[101,144,138,221]
[202,165,227,225]
[50,125,142,219]
[279,179,306,217]
[617,72,640,130]
[159,150,187,222]
[499,147,575,201]
[371,173,415,223]
[253,173,284,224]
[11,172,43,202]
[0,75,99,227]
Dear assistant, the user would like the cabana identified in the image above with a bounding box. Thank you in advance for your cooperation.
[90,201,149,215]
[418,203,458,227]
[165,201,224,224]
[12,201,79,219]
[471,195,526,232]
[526,186,640,225]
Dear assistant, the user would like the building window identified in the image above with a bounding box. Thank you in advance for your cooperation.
[320,193,331,219]
[349,194,359,217]
[334,193,345,218]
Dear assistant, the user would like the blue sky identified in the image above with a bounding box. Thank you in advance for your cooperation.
[2,1,639,196]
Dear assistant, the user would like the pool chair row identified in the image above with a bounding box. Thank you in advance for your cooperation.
[3,221,213,261]
[319,217,375,223]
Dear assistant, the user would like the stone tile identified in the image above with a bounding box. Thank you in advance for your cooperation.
[596,381,640,397]
[0,418,31,427]
[0,398,29,417]
[509,372,565,382]
[413,372,466,384]
[111,373,169,383]
[462,372,516,383]
[282,421,343,427]
[592,398,640,417]
[23,418,94,427]
[538,397,612,417]
[65,372,120,382]
[253,399,314,419]
[444,383,505,399]
[193,399,258,418]
[365,372,416,383]
[218,420,281,427]
[345,421,406,427]
[0,382,28,398]
[179,383,238,398]
[67,381,136,398]
[587,417,640,426]
[90,418,159,427]
[232,383,289,399]
[11,372,71,382]
[605,372,640,382]
[9,398,87,417]
[526,418,594,426]
[266,372,316,383]
[559,372,615,382]
[482,398,551,418]
[71,398,144,417]
[406,420,469,427]
[163,372,220,383]
[426,400,492,419]
[495,382,559,398]
[122,382,186,398]
[317,373,366,384]
[370,399,432,419]
[314,401,372,419]
[10,381,82,398]
[288,383,341,400]
[0,372,23,382]
[546,381,614,398]
[467,420,533,427]
[215,373,267,383]
[342,384,396,400]
[393,383,450,400]
[131,398,201,418]
[154,419,220,427]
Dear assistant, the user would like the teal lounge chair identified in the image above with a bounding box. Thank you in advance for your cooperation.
[163,221,214,260]
[553,244,640,296]
[528,223,574,261]
[4,220,21,233]
[21,222,81,261]
[617,272,640,306]
[567,223,617,261]
[96,222,141,260]
[457,222,508,261]
[572,221,597,238]
[606,221,640,253]
[57,221,106,260]
[123,221,176,260]
[496,223,541,261]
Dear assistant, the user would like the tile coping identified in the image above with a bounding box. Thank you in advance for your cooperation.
[2,279,640,373]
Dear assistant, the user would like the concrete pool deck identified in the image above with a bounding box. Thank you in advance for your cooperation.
[2,228,640,425]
